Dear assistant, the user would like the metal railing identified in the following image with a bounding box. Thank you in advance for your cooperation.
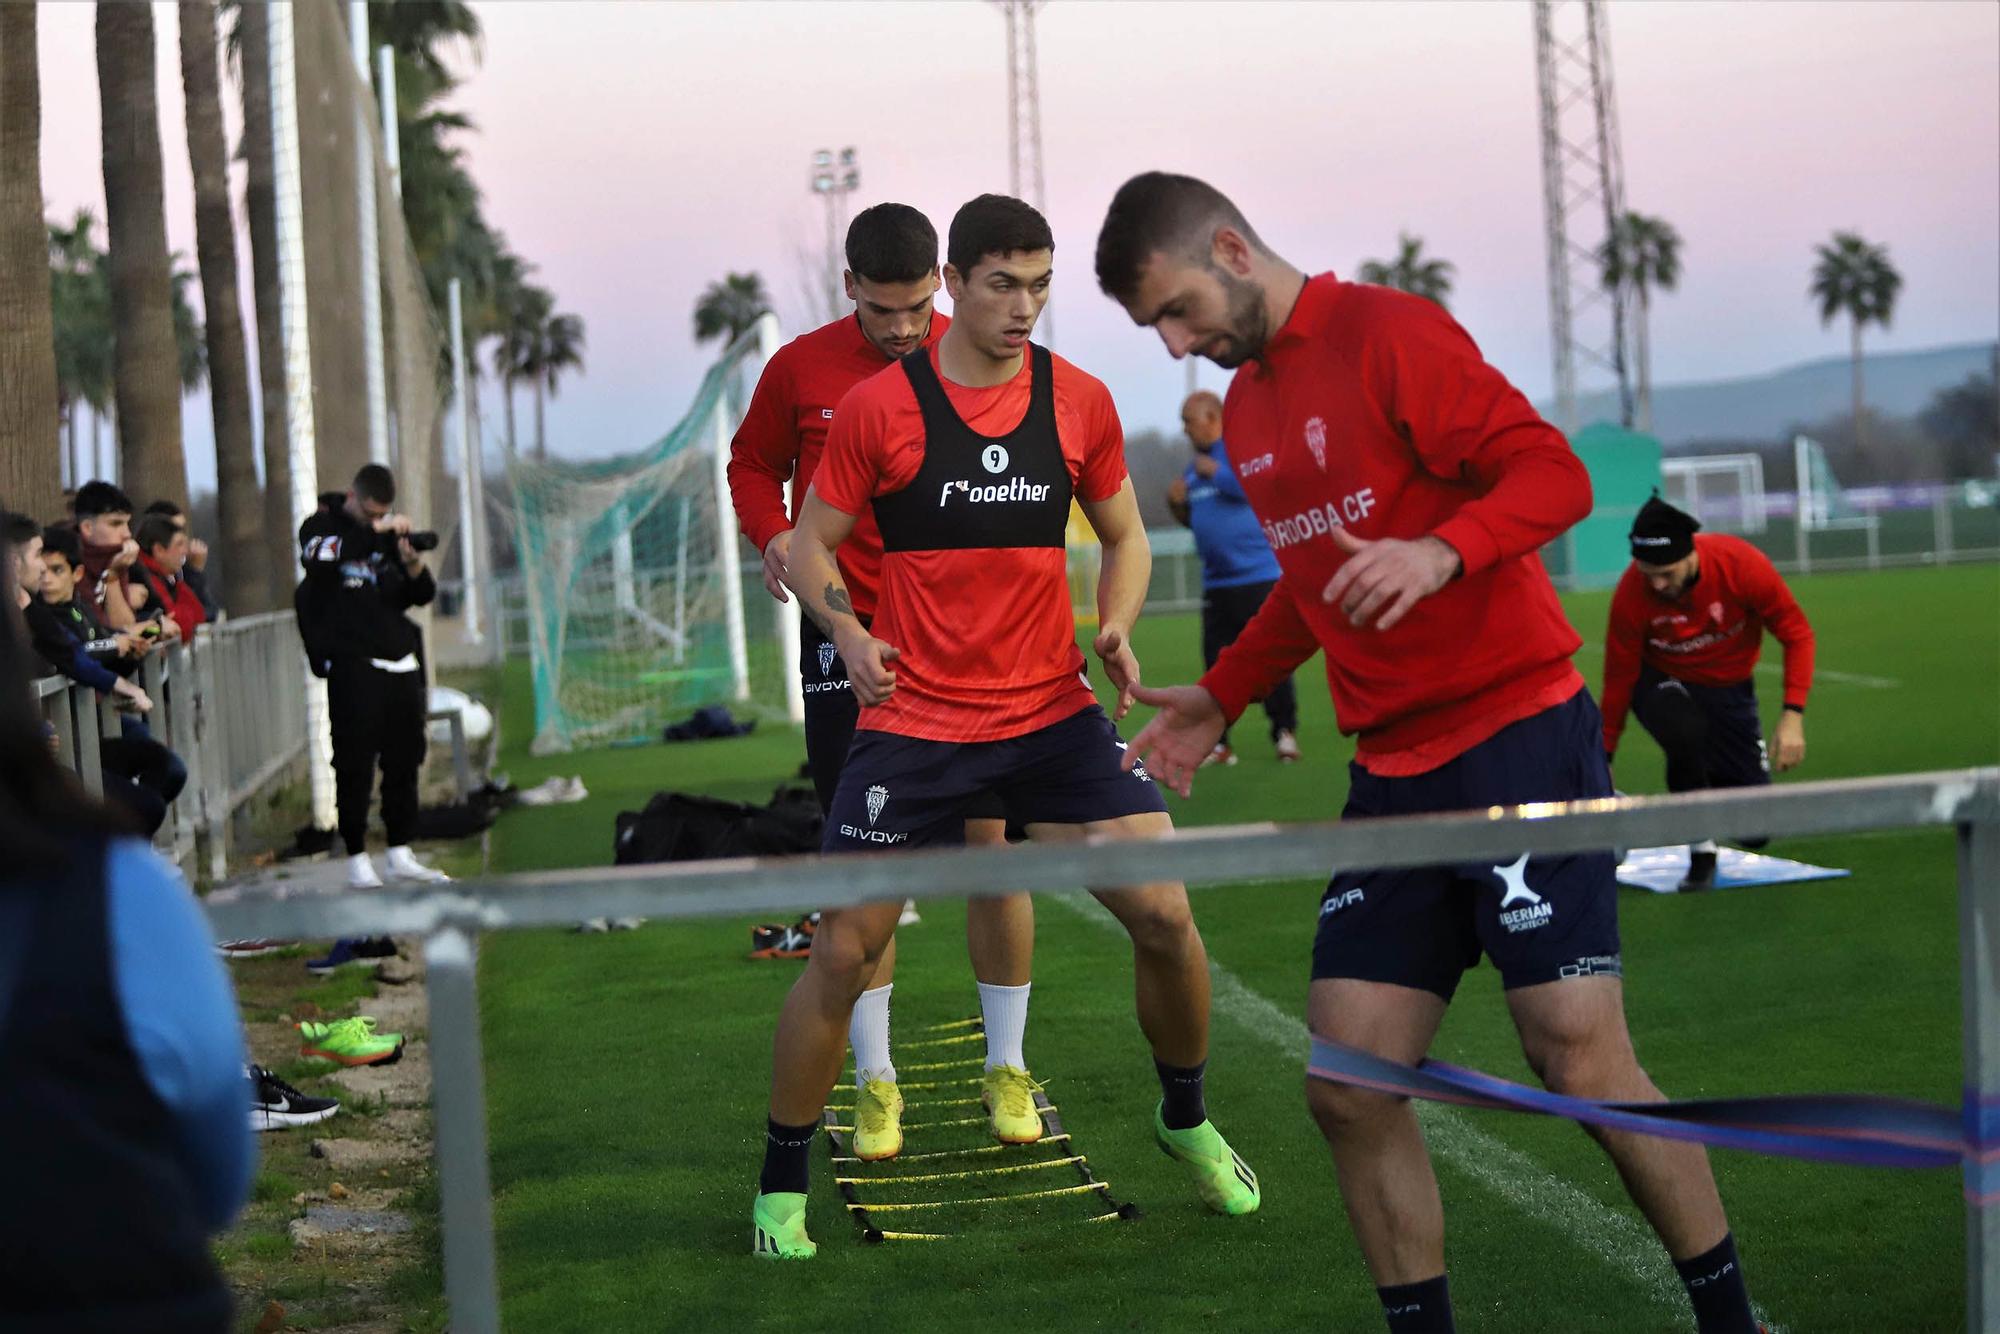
[199,768,2000,1333]
[36,611,311,881]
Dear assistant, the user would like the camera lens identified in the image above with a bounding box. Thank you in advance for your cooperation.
[407,531,440,552]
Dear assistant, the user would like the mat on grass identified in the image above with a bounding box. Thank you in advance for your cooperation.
[822,1017,1140,1242]
[1616,845,1850,894]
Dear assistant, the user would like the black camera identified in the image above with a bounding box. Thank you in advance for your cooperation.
[406,530,440,552]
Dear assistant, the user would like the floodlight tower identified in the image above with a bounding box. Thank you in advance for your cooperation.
[1533,0,1633,433]
[811,147,860,320]
[997,0,1052,346]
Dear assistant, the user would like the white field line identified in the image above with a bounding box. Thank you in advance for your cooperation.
[1569,641,1899,690]
[1048,892,1784,1332]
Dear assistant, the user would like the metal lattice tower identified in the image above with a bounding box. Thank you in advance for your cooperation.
[1534,0,1633,433]
[997,0,1052,345]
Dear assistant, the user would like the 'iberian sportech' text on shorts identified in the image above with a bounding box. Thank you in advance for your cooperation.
[822,703,1166,854]
[1312,687,1623,1000]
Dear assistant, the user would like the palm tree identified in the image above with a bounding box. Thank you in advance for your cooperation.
[96,2,189,513]
[492,279,548,460]
[177,0,261,607]
[522,307,585,461]
[49,211,116,488]
[237,0,295,611]
[1599,211,1683,433]
[1810,231,1902,450]
[1,3,64,520]
[694,272,773,347]
[1356,233,1454,310]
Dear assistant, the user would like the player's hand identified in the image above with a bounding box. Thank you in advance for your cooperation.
[113,632,144,658]
[112,539,139,571]
[1773,711,1806,772]
[397,535,419,568]
[114,679,153,714]
[187,537,209,570]
[1192,453,1219,479]
[1123,683,1226,798]
[1093,626,1141,720]
[1165,477,1188,508]
[373,513,413,536]
[761,530,793,604]
[836,626,900,706]
[158,617,182,641]
[1322,529,1460,630]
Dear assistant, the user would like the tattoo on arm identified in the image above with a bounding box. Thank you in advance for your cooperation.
[824,584,853,618]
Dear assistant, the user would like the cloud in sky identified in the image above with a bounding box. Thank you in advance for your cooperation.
[33,0,1999,491]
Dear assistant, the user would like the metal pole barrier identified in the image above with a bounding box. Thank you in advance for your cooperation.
[424,926,500,1333]
[1961,812,1999,1333]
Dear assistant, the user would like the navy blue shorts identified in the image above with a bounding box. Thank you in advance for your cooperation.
[823,704,1166,853]
[799,617,1002,822]
[1630,663,1770,792]
[1312,688,1623,1000]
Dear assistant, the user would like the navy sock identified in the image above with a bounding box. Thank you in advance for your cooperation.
[758,1117,818,1196]
[1674,1233,1757,1333]
[1155,1058,1208,1130]
[1378,1274,1455,1333]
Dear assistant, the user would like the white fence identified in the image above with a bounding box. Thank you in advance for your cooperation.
[36,611,311,882]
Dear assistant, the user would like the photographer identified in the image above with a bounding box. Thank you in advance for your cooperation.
[297,464,449,890]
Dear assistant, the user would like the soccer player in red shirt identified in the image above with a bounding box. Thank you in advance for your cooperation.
[728,204,1034,1166]
[1096,174,1759,1334]
[750,194,1259,1261]
[1603,494,1815,890]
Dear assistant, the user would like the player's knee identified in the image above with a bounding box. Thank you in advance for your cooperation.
[1522,1024,1635,1100]
[1305,1074,1398,1141]
[806,925,890,993]
[1113,890,1196,956]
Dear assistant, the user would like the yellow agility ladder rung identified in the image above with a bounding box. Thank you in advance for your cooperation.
[830,1133,1071,1165]
[838,1154,1086,1186]
[847,1181,1107,1212]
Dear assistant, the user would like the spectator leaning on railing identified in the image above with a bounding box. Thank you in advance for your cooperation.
[142,499,220,620]
[1,502,253,1333]
[71,480,144,630]
[131,511,208,642]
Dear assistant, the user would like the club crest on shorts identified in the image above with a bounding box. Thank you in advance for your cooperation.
[1493,853,1553,933]
[1303,415,1328,470]
[818,643,837,676]
[865,784,889,826]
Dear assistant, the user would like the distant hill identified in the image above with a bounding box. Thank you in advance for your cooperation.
[1551,341,1996,448]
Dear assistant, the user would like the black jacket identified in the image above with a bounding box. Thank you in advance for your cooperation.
[296,507,436,673]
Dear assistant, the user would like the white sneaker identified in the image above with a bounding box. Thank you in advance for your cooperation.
[385,845,451,883]
[347,853,384,889]
[898,899,922,926]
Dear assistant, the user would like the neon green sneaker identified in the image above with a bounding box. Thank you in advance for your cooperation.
[1154,1104,1260,1215]
[852,1077,904,1162]
[751,1191,816,1259]
[980,1065,1044,1145]
[298,1016,405,1068]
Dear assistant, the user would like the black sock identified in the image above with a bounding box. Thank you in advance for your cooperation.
[1155,1058,1208,1130]
[758,1118,818,1196]
[1674,1233,1757,1333]
[1378,1275,1455,1333]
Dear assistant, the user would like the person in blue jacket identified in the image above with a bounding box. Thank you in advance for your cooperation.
[1,507,254,1332]
[1165,390,1301,765]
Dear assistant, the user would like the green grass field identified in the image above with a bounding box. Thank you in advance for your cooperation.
[474,563,1998,1332]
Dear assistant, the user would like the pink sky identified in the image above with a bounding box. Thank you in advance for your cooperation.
[33,1,2000,489]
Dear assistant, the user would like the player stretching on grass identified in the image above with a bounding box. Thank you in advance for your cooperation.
[729,203,1035,1166]
[751,194,1259,1260]
[1603,494,1815,892]
[1097,173,1759,1333]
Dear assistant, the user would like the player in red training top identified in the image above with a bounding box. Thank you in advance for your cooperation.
[1603,494,1815,890]
[749,194,1259,1262]
[1096,174,1760,1334]
[727,204,1034,1165]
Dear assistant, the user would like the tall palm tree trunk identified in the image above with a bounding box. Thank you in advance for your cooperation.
[241,2,293,612]
[1850,316,1866,452]
[0,4,63,521]
[97,3,189,514]
[179,0,259,608]
[1635,289,1653,433]
[66,404,80,488]
[502,376,517,459]
[533,376,546,461]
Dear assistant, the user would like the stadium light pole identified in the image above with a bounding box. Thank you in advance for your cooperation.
[811,147,859,320]
[448,277,481,644]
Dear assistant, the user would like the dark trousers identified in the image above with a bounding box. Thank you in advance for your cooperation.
[327,661,428,855]
[1630,664,1770,794]
[1201,579,1298,744]
[99,721,186,837]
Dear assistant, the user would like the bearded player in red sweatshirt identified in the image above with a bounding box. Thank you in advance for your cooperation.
[1096,173,1759,1334]
[1604,494,1815,891]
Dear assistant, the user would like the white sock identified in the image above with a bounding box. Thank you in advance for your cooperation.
[978,981,1031,1071]
[850,984,894,1087]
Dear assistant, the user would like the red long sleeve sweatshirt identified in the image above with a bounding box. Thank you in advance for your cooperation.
[1199,275,1592,776]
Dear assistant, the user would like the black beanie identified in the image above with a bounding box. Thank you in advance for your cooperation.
[1629,493,1699,563]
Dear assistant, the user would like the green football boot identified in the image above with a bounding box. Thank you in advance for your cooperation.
[297,1016,404,1067]
[751,1191,816,1260]
[1154,1103,1261,1215]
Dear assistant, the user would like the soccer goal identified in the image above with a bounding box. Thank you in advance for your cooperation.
[1662,452,1768,534]
[501,315,802,754]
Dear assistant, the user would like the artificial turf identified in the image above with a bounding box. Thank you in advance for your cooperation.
[475,562,1997,1332]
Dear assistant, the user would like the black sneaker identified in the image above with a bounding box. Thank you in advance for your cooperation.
[1677,849,1719,893]
[248,1064,340,1132]
[350,936,399,959]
